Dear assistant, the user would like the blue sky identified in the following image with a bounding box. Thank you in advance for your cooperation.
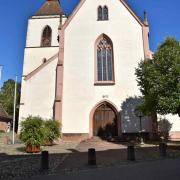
[0,0,179,86]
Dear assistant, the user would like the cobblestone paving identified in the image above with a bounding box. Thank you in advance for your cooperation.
[1,137,180,180]
[0,141,79,180]
[55,138,180,173]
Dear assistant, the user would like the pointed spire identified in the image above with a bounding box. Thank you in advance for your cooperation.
[143,11,149,26]
[35,0,64,16]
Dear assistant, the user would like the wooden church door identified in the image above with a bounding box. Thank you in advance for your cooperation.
[93,103,118,137]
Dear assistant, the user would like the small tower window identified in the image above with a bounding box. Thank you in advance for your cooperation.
[103,6,108,20]
[98,6,103,20]
[97,6,109,21]
[41,25,52,47]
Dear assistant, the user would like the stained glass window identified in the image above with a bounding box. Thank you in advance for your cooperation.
[97,49,102,81]
[102,48,107,81]
[107,48,112,81]
[96,35,114,82]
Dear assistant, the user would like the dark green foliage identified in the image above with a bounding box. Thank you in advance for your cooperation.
[97,123,117,138]
[44,120,60,141]
[135,37,180,116]
[0,79,21,132]
[19,116,45,147]
[158,118,172,140]
[20,116,61,147]
[0,79,21,116]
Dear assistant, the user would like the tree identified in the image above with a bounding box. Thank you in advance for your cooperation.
[135,37,180,116]
[0,79,21,131]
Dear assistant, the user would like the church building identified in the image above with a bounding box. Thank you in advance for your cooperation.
[19,0,179,140]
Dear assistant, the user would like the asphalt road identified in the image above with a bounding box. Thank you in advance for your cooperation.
[30,158,180,180]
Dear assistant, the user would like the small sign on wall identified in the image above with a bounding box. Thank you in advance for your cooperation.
[102,95,109,98]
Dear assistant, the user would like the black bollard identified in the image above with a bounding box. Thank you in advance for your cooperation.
[159,142,167,157]
[127,145,135,161]
[41,151,49,170]
[88,148,96,165]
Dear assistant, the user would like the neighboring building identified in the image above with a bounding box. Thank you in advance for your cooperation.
[19,0,179,140]
[0,104,11,132]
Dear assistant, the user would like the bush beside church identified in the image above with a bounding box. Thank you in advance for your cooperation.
[19,116,61,153]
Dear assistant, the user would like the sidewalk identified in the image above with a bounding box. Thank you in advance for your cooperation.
[1,138,180,179]
[54,138,177,173]
[0,141,79,180]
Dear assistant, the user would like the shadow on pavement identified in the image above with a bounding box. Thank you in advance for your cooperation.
[0,141,180,179]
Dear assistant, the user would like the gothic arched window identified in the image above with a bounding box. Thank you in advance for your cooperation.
[95,34,114,84]
[41,26,52,47]
[98,6,109,21]
[103,6,108,20]
[98,6,103,20]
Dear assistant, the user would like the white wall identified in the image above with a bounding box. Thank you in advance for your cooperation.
[19,58,58,121]
[62,0,150,134]
[26,16,66,47]
[158,114,180,132]
[19,15,63,124]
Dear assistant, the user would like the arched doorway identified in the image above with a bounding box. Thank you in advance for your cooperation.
[92,102,118,138]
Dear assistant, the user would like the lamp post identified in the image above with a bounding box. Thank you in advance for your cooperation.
[12,76,17,144]
[134,108,144,145]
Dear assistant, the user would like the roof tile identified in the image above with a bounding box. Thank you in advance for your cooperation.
[35,0,64,16]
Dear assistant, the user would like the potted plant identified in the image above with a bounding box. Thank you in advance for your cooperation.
[19,116,44,153]
[44,120,60,146]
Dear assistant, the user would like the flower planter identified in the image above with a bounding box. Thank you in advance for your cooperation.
[26,144,41,153]
[45,139,54,146]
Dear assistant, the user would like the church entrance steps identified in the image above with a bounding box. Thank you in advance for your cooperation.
[77,137,127,153]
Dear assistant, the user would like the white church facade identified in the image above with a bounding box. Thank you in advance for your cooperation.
[19,0,179,140]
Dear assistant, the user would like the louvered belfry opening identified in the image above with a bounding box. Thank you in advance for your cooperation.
[41,26,52,47]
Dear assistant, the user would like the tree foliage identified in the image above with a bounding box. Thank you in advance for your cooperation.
[0,79,21,116]
[135,37,180,116]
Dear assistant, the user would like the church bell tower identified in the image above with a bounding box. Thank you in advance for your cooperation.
[19,0,66,125]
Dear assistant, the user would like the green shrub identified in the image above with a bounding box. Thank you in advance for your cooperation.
[19,116,45,147]
[158,118,172,140]
[44,120,60,142]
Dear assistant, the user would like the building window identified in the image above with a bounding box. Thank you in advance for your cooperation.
[95,34,114,85]
[41,25,52,47]
[98,6,109,21]
[98,6,103,20]
[103,6,108,20]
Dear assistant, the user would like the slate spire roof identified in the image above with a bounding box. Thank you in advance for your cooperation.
[35,0,64,16]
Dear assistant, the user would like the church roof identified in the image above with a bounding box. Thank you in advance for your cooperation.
[35,0,64,16]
